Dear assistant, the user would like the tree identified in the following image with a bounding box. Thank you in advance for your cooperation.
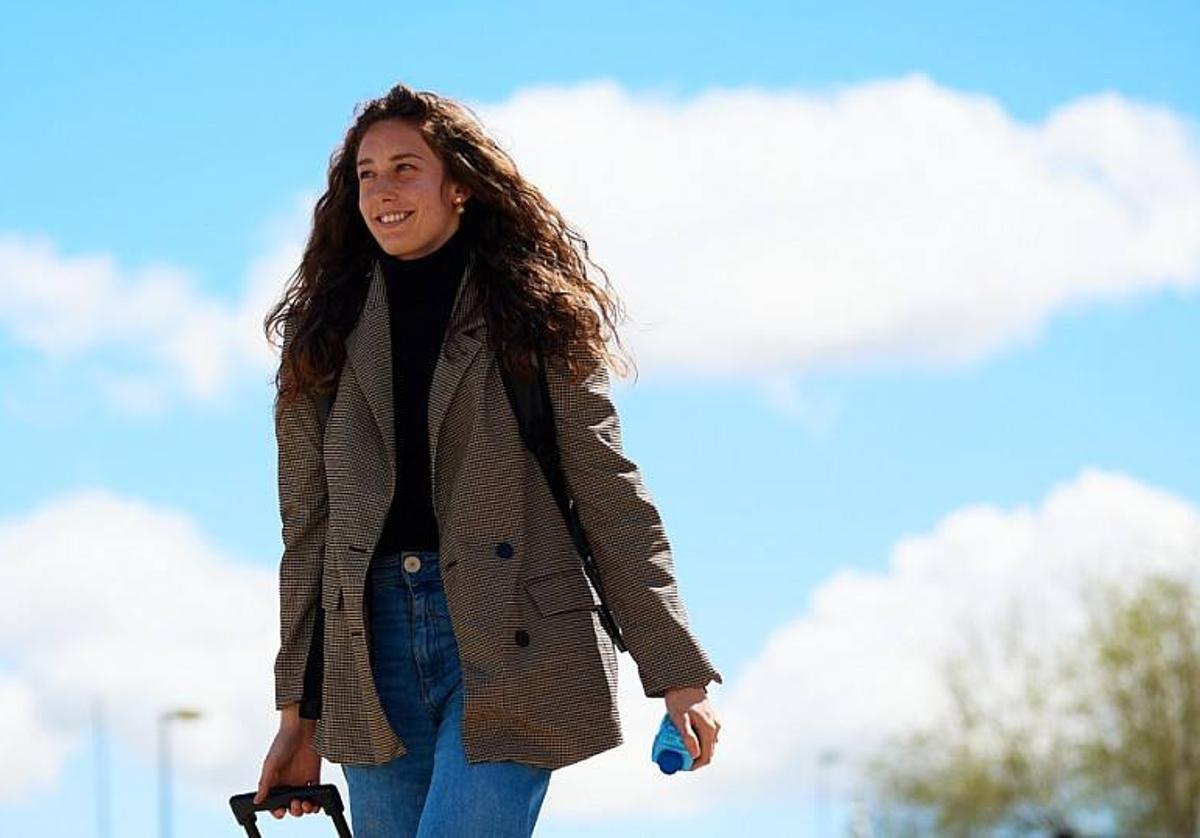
[1069,572,1200,833]
[865,603,1085,836]
[864,569,1200,836]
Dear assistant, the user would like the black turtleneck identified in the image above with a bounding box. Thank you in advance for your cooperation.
[375,224,471,555]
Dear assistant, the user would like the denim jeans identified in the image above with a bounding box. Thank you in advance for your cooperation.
[341,549,552,837]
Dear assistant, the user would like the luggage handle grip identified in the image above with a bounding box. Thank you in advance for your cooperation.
[228,783,351,836]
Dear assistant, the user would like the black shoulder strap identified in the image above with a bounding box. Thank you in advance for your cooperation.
[498,353,626,652]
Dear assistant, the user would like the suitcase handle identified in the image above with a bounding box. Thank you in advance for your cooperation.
[228,783,351,837]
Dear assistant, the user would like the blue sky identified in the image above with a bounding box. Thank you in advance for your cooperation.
[2,2,1197,836]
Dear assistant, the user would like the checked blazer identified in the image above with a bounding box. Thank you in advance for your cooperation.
[272,251,723,771]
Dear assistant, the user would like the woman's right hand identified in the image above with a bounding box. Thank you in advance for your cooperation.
[254,706,323,819]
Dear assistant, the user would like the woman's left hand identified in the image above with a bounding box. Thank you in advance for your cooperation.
[663,685,721,770]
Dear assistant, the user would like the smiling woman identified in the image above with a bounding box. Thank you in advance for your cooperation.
[356,120,465,260]
[263,85,633,401]
[254,82,723,838]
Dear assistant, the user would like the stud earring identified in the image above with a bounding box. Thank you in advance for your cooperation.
[454,197,465,214]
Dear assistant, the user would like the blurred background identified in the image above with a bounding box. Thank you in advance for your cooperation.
[1,1,1198,835]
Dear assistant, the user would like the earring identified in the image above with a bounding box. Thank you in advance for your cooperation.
[454,197,465,214]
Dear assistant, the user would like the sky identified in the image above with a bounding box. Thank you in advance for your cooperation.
[1,1,1198,836]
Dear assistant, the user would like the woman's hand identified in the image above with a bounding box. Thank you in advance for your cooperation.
[254,706,323,819]
[664,685,721,770]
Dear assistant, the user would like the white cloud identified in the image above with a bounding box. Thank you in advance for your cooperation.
[0,489,287,805]
[631,466,1200,808]
[0,191,312,411]
[0,674,74,800]
[2,77,1197,411]
[472,76,1199,381]
[5,468,1194,819]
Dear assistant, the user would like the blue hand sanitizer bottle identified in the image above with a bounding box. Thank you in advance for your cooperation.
[651,712,695,774]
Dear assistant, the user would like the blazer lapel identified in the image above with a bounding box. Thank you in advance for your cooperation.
[428,250,486,479]
[344,249,487,487]
[344,259,395,481]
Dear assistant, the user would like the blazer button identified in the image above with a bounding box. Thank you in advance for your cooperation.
[514,629,530,647]
[495,541,514,559]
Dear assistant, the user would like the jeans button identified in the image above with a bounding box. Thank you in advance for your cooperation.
[403,554,422,573]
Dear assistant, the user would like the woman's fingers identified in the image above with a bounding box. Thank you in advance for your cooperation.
[295,798,320,815]
[275,797,321,817]
[672,710,701,760]
[663,689,722,771]
[255,726,322,818]
[687,709,720,769]
[271,799,298,818]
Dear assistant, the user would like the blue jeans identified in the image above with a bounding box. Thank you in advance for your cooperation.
[341,549,552,837]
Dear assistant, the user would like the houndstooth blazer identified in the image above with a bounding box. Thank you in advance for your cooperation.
[272,251,723,770]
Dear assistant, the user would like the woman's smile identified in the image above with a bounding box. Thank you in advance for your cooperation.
[376,210,414,228]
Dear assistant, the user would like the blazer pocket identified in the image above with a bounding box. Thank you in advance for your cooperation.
[523,568,601,617]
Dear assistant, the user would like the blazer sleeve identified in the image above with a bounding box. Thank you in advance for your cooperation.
[544,350,723,698]
[272,314,328,716]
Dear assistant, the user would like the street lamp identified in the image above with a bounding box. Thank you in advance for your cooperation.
[817,748,841,837]
[157,707,202,838]
[92,697,111,838]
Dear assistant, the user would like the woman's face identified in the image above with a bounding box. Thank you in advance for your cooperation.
[356,118,471,260]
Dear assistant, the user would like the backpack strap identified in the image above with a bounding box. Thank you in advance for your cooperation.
[499,352,627,653]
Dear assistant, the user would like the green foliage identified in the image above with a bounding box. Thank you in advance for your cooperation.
[864,569,1200,835]
[1070,573,1200,833]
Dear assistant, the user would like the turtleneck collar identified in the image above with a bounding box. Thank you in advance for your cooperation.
[379,224,471,287]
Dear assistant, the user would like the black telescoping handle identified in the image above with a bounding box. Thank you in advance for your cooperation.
[229,784,351,837]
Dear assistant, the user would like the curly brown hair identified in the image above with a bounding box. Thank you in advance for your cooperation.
[263,82,636,407]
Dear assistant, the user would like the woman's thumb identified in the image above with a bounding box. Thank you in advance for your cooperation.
[254,763,274,804]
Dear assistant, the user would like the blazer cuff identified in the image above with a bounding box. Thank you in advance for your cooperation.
[638,659,724,699]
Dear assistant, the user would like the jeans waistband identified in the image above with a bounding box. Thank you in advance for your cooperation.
[369,548,442,584]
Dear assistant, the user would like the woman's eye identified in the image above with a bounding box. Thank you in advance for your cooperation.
[359,164,412,180]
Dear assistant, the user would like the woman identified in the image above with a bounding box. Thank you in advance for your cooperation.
[253,83,723,837]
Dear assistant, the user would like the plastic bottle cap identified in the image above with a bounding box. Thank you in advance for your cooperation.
[657,751,683,774]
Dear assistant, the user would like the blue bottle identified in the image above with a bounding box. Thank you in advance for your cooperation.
[651,712,695,774]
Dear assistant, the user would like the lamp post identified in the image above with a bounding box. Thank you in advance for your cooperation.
[816,748,841,837]
[157,707,202,838]
[92,697,111,838]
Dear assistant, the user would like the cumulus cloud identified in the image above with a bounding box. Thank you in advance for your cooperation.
[0,191,313,413]
[1,470,1197,818]
[0,675,74,800]
[472,76,1200,379]
[1,76,1197,411]
[0,489,285,805]
[628,466,1200,809]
